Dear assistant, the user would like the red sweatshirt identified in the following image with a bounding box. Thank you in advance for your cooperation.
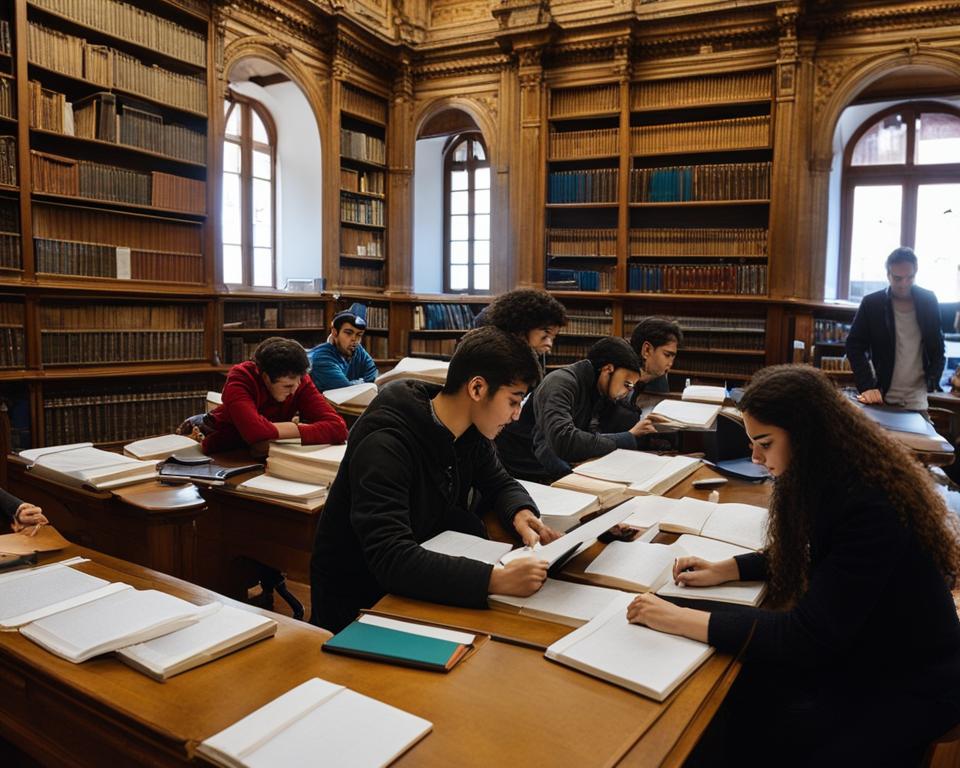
[202,360,347,454]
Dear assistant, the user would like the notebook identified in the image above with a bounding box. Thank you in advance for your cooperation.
[545,594,715,702]
[573,450,701,495]
[21,443,158,490]
[117,603,278,680]
[650,400,721,430]
[420,530,513,565]
[375,357,449,386]
[490,578,626,627]
[196,677,432,768]
[517,479,600,532]
[0,557,123,629]
[123,434,199,461]
[658,497,768,551]
[20,586,203,662]
[322,614,476,672]
[322,382,378,407]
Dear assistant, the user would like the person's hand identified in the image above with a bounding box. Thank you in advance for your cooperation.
[513,508,562,546]
[672,556,739,587]
[857,388,883,404]
[629,413,672,437]
[488,557,548,596]
[626,593,709,642]
[12,503,48,535]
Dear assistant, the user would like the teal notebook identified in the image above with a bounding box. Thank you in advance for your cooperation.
[322,620,469,672]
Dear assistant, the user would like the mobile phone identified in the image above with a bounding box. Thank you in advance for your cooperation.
[692,477,728,488]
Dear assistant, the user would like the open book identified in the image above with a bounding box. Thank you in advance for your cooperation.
[490,578,625,627]
[266,443,346,485]
[21,443,158,490]
[651,400,721,430]
[545,594,715,702]
[682,385,727,404]
[197,677,432,768]
[517,479,600,532]
[322,382,378,408]
[573,450,700,495]
[117,603,278,681]
[375,357,449,387]
[420,530,513,565]
[658,496,767,551]
[551,473,632,509]
[123,434,199,461]
[20,586,202,662]
[656,535,767,606]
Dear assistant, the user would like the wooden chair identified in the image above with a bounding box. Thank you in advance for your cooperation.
[924,722,960,768]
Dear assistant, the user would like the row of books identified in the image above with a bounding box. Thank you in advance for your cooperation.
[0,74,12,120]
[0,20,9,55]
[41,329,206,365]
[675,354,759,377]
[0,233,21,269]
[565,312,613,336]
[629,162,772,202]
[550,83,619,117]
[631,70,772,111]
[28,23,207,114]
[340,195,384,226]
[31,151,206,214]
[365,335,388,359]
[340,128,385,165]
[820,355,853,372]
[0,136,16,186]
[549,127,619,159]
[338,262,384,289]
[0,327,24,367]
[413,303,478,331]
[548,168,618,204]
[33,203,202,254]
[629,227,767,257]
[43,388,207,444]
[814,318,852,343]
[630,115,771,155]
[34,237,204,283]
[681,330,766,351]
[280,304,326,328]
[0,300,23,325]
[341,227,384,259]
[340,168,384,195]
[0,199,17,232]
[546,267,615,292]
[354,304,388,329]
[546,227,617,259]
[409,337,457,358]
[548,338,594,364]
[31,0,206,66]
[628,263,768,295]
[223,337,258,364]
[223,303,270,328]
[341,84,387,123]
[656,315,767,333]
[40,302,204,329]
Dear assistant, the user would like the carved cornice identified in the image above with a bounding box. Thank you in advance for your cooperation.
[214,0,328,46]
[412,53,512,78]
[632,19,777,58]
[809,2,960,39]
[545,32,633,69]
[334,25,399,76]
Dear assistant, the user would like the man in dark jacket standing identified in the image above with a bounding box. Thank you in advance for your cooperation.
[310,326,558,633]
[846,247,944,410]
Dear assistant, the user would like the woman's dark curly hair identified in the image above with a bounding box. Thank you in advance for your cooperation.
[481,290,568,335]
[739,364,960,606]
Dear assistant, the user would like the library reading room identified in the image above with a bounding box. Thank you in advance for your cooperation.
[2,1,960,766]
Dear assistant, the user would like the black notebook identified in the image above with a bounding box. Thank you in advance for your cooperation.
[158,461,263,485]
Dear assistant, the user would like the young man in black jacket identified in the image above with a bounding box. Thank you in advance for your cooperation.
[531,337,656,480]
[310,326,558,633]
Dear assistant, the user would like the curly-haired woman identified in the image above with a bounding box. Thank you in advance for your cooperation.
[627,364,960,766]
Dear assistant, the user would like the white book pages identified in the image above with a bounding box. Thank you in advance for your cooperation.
[491,578,626,627]
[651,400,721,429]
[206,391,223,412]
[584,541,681,592]
[682,385,727,404]
[0,563,123,629]
[501,506,634,568]
[546,594,715,702]
[26,446,158,488]
[265,457,338,487]
[517,480,599,528]
[237,474,327,501]
[20,443,94,461]
[658,497,717,536]
[268,443,347,468]
[20,588,202,662]
[656,535,766,607]
[616,495,682,529]
[198,678,432,768]
[124,434,198,460]
[628,456,701,495]
[357,614,475,646]
[322,383,378,406]
[700,503,768,551]
[573,449,675,484]
[551,474,631,507]
[117,603,278,680]
[420,530,512,566]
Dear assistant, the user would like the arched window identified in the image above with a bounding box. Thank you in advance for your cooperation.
[222,96,276,287]
[444,133,490,294]
[841,103,960,300]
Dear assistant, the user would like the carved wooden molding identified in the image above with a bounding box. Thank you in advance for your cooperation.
[810,1,960,38]
[413,95,500,161]
[412,53,511,78]
[213,0,327,46]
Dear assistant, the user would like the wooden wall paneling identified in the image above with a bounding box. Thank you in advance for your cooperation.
[387,53,413,294]
[517,45,547,290]
[12,0,31,281]
[206,14,220,289]
[617,76,630,294]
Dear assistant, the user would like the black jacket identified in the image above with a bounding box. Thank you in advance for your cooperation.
[531,360,638,480]
[596,373,670,434]
[845,285,944,395]
[0,488,21,524]
[310,380,538,633]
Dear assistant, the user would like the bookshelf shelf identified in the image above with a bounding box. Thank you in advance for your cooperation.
[628,199,769,208]
[30,127,206,169]
[0,113,15,125]
[680,347,766,357]
[340,189,385,201]
[631,144,772,159]
[340,108,386,127]
[32,191,206,220]
[339,155,386,170]
[223,327,323,334]
[339,253,385,262]
[548,154,620,163]
[339,220,384,230]
[548,110,621,121]
[545,203,619,209]
[628,253,767,260]
[630,97,771,115]
[670,368,752,381]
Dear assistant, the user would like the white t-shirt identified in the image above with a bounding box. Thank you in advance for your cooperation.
[885,305,927,410]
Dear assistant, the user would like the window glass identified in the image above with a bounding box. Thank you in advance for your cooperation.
[915,184,960,301]
[848,185,903,300]
[851,114,907,165]
[916,113,960,165]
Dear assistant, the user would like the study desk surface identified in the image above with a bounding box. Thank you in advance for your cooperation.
[0,547,692,768]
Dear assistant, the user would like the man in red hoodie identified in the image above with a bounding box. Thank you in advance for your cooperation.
[202,337,347,455]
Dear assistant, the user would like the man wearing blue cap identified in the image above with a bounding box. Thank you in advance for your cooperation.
[308,310,379,392]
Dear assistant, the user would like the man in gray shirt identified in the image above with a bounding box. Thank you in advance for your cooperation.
[846,247,945,410]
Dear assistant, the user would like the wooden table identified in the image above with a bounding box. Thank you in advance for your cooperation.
[6,456,204,582]
[0,547,726,767]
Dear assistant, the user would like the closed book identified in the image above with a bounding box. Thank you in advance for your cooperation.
[322,614,475,672]
[124,433,198,461]
[158,460,262,485]
[517,479,599,532]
